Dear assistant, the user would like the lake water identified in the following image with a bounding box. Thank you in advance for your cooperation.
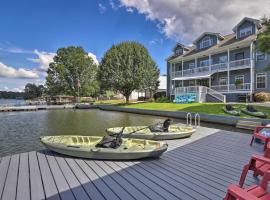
[0,109,170,157]
[0,99,26,106]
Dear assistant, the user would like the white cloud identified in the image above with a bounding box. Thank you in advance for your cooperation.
[29,49,55,71]
[0,62,39,79]
[0,46,32,54]
[88,52,99,65]
[98,3,107,14]
[119,0,270,43]
[110,0,118,10]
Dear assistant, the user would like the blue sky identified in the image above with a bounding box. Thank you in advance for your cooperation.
[0,0,269,91]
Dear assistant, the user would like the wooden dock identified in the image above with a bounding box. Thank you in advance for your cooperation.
[0,127,262,200]
[0,105,75,112]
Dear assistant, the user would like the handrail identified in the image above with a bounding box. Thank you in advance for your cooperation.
[206,87,226,102]
[195,113,200,127]
[186,113,192,127]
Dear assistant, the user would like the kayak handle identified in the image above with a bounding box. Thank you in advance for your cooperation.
[91,148,100,152]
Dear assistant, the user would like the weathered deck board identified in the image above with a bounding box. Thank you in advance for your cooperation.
[16,153,30,200]
[0,127,264,200]
[0,156,10,199]
[1,154,19,200]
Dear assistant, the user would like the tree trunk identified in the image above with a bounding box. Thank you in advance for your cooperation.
[125,95,130,104]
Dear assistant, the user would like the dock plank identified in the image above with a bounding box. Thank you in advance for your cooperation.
[16,153,30,200]
[66,158,105,200]
[29,151,45,200]
[54,156,91,200]
[46,153,75,200]
[2,154,19,200]
[37,152,60,200]
[76,159,119,200]
[86,160,134,200]
[96,160,149,200]
[0,156,10,199]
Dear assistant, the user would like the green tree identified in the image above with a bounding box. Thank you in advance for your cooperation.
[24,83,44,99]
[257,17,270,70]
[45,46,98,99]
[98,41,159,103]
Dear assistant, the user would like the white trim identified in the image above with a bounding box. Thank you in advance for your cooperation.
[256,72,267,89]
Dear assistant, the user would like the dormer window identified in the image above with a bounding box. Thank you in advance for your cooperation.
[199,36,213,49]
[175,48,182,56]
[239,26,252,37]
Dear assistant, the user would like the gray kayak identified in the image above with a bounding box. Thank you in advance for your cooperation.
[40,135,168,160]
[106,125,196,140]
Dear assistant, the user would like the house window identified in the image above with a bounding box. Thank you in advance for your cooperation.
[219,77,227,85]
[175,48,182,56]
[235,75,244,89]
[256,73,267,89]
[219,55,227,63]
[239,26,252,37]
[256,51,266,61]
[199,36,213,49]
[188,62,195,69]
[235,52,244,60]
[200,59,210,67]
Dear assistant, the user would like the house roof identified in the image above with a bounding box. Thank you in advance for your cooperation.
[193,32,224,44]
[232,17,262,32]
[172,43,190,51]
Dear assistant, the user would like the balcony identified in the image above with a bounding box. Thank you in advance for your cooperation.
[172,58,251,79]
[211,83,251,92]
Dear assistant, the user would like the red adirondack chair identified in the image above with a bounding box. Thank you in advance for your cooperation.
[239,155,270,187]
[250,126,270,150]
[224,170,270,200]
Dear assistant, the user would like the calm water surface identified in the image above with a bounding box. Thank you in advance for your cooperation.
[0,109,169,157]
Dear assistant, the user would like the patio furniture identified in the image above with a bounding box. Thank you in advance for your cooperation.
[250,126,270,150]
[238,155,270,187]
[224,170,270,200]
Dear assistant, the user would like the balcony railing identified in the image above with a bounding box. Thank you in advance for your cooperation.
[230,58,251,70]
[210,83,251,92]
[172,58,251,78]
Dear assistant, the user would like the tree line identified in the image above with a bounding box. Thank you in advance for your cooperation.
[45,42,159,103]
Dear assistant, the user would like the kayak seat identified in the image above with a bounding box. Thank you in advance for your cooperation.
[247,105,258,112]
[150,119,172,132]
[225,104,234,111]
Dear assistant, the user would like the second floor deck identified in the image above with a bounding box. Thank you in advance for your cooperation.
[172,58,251,79]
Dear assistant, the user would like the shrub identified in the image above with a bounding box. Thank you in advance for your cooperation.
[254,92,270,102]
[155,96,170,103]
[154,91,166,100]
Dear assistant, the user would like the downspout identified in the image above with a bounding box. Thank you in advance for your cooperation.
[250,41,255,102]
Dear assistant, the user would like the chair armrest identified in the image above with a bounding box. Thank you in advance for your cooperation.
[254,126,270,133]
[251,155,270,164]
[227,185,260,200]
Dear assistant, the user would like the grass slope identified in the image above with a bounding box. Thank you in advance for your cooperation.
[123,103,270,118]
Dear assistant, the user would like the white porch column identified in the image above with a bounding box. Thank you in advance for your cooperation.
[170,63,173,99]
[209,54,212,70]
[181,60,184,77]
[250,42,255,101]
[227,48,230,92]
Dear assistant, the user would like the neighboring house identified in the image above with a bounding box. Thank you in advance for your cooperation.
[130,75,167,100]
[166,17,269,102]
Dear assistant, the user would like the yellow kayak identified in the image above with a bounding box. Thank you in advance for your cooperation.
[40,135,168,160]
[107,125,196,140]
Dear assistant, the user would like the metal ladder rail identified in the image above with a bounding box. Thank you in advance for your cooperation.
[186,113,192,127]
[195,113,200,127]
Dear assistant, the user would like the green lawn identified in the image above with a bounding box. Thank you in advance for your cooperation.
[122,102,270,118]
